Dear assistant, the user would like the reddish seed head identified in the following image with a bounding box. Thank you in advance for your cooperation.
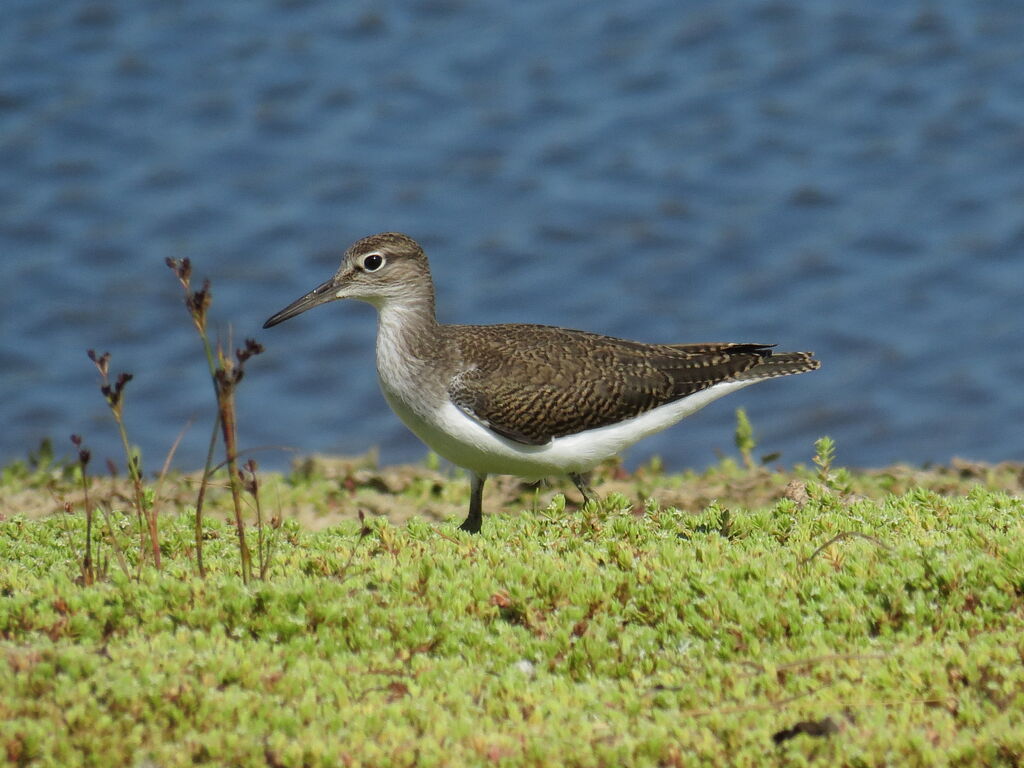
[88,350,111,377]
[239,463,259,495]
[236,338,264,365]
[165,256,192,283]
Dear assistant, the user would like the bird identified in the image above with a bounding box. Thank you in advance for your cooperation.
[263,232,820,533]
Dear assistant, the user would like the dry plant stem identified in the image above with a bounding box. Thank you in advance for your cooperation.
[113,418,144,557]
[153,421,198,574]
[71,436,94,583]
[800,531,892,565]
[217,364,252,583]
[89,351,160,570]
[117,417,161,569]
[81,485,92,581]
[56,502,79,566]
[74,440,94,585]
[193,334,220,579]
[98,505,131,580]
[166,260,264,583]
[336,511,371,584]
[255,484,265,579]
[153,422,189,502]
[192,419,219,578]
[243,460,268,579]
[168,257,219,578]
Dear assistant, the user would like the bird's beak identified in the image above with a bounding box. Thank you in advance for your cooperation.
[263,276,337,328]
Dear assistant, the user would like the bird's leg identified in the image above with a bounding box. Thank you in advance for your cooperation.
[569,472,598,507]
[459,473,486,534]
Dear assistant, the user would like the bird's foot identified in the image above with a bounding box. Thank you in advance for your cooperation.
[569,472,600,508]
[458,515,482,534]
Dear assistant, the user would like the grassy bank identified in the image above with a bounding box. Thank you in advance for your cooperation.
[1,449,1023,766]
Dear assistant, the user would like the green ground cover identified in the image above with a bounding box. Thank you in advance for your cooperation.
[1,449,1023,766]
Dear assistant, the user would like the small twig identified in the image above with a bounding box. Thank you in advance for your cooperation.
[433,529,462,545]
[800,531,892,565]
[153,420,191,502]
[241,459,271,579]
[738,652,890,677]
[167,257,218,578]
[88,350,160,570]
[335,510,372,583]
[214,337,263,583]
[192,419,219,578]
[648,681,837,716]
[55,500,79,562]
[71,435,94,585]
[97,504,132,580]
[776,652,889,671]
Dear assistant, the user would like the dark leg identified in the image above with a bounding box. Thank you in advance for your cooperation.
[459,473,486,533]
[569,472,598,507]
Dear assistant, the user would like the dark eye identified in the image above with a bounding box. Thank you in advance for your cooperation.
[362,253,384,271]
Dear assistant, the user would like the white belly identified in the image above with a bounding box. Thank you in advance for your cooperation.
[379,377,758,479]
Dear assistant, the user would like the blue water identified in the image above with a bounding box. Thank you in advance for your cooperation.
[2,0,1023,476]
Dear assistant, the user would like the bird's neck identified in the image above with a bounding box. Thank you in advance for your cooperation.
[376,292,438,342]
[375,295,448,398]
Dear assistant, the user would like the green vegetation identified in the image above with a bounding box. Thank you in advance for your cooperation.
[2,444,1023,767]
[3,264,1021,765]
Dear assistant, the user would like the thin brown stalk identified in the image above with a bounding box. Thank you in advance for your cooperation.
[71,435,94,585]
[98,504,132,580]
[120,405,159,569]
[88,351,160,569]
[191,419,219,577]
[154,420,190,499]
[166,257,219,578]
[216,348,252,583]
[335,510,372,584]
[241,459,270,579]
[166,257,266,582]
[800,531,892,565]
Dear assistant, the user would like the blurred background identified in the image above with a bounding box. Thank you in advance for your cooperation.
[2,0,1022,474]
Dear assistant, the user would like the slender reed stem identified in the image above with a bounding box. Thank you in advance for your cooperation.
[98,504,132,580]
[88,351,161,570]
[71,435,94,585]
[216,354,253,583]
[242,460,267,579]
[166,257,221,578]
[192,419,219,577]
[119,416,160,568]
[165,259,264,582]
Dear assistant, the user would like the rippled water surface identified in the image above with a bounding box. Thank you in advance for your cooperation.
[3,0,1023,473]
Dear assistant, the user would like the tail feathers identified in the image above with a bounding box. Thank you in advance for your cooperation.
[731,351,820,382]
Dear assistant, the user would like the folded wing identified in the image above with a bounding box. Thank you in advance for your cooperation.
[446,324,810,446]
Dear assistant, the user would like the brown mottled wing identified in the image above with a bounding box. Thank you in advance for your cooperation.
[446,324,776,446]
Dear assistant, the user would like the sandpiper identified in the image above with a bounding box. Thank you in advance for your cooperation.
[264,233,820,533]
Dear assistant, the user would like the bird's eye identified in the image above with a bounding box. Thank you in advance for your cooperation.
[362,253,384,271]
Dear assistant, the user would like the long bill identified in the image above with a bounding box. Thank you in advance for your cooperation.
[263,277,337,328]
